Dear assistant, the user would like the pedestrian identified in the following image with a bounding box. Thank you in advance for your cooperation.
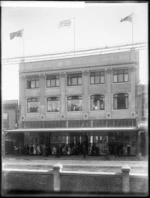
[127,144,131,156]
[105,143,109,160]
[83,145,86,159]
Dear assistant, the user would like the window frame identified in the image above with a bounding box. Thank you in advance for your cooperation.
[27,98,40,113]
[46,75,60,88]
[90,71,105,85]
[67,96,82,111]
[47,97,60,112]
[113,93,129,110]
[27,76,39,89]
[113,69,129,83]
[90,94,105,111]
[67,73,82,86]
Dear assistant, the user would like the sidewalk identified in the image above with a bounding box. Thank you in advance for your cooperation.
[3,155,148,167]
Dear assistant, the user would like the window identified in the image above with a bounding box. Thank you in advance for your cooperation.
[67,73,82,86]
[3,113,9,128]
[91,95,105,110]
[113,93,129,110]
[27,98,39,113]
[46,75,59,87]
[27,76,39,89]
[90,71,105,84]
[68,96,82,111]
[47,97,60,112]
[113,69,129,83]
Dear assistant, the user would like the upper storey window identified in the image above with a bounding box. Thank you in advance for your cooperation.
[113,93,129,110]
[67,73,82,86]
[113,69,129,83]
[90,71,105,84]
[46,75,60,87]
[91,95,105,110]
[27,98,39,113]
[27,76,39,89]
[47,97,60,112]
[68,96,82,111]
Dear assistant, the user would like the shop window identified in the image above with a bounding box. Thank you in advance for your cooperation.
[27,98,39,113]
[67,73,82,86]
[47,97,60,112]
[68,96,82,111]
[113,93,129,110]
[91,95,105,110]
[46,75,59,87]
[90,71,105,84]
[113,69,129,83]
[27,76,39,89]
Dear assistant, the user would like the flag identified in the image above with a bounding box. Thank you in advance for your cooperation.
[9,29,24,40]
[59,19,71,28]
[120,14,133,23]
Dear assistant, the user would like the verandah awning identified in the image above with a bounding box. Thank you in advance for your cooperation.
[4,127,138,133]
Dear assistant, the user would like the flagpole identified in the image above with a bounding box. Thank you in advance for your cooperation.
[132,13,133,47]
[73,17,76,57]
[22,31,24,62]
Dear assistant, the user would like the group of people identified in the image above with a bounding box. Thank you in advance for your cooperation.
[13,143,88,157]
[13,142,131,158]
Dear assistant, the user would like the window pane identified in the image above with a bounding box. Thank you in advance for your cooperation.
[100,76,105,84]
[95,75,99,84]
[67,77,71,86]
[118,74,123,82]
[28,100,39,112]
[124,73,129,82]
[36,80,39,88]
[90,76,94,84]
[91,95,105,110]
[51,79,55,87]
[114,75,117,82]
[47,80,50,87]
[56,78,59,86]
[78,77,82,85]
[72,77,77,85]
[68,97,82,111]
[31,81,35,88]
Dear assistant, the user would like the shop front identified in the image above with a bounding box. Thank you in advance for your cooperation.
[4,127,138,157]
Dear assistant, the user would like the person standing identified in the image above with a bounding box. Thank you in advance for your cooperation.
[83,145,86,159]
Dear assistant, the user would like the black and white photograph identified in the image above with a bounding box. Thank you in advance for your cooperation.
[1,1,148,197]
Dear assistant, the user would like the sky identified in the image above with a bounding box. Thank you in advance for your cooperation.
[1,1,148,101]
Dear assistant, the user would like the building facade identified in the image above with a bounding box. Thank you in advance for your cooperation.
[2,100,19,155]
[18,49,140,156]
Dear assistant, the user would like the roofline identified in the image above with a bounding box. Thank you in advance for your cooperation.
[4,127,138,133]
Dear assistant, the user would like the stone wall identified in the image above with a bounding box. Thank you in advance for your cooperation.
[2,164,148,196]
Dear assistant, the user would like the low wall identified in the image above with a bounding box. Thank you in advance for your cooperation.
[2,170,53,193]
[2,164,148,195]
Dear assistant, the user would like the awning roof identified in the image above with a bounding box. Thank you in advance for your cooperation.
[4,127,138,133]
[138,121,148,131]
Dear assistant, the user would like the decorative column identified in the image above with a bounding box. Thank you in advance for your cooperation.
[53,163,63,192]
[130,66,136,112]
[19,75,26,128]
[83,70,89,119]
[40,74,46,117]
[60,72,66,120]
[106,68,112,118]
[121,165,131,193]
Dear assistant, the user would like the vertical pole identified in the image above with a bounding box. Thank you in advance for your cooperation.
[73,17,76,57]
[132,13,133,47]
[22,29,24,62]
